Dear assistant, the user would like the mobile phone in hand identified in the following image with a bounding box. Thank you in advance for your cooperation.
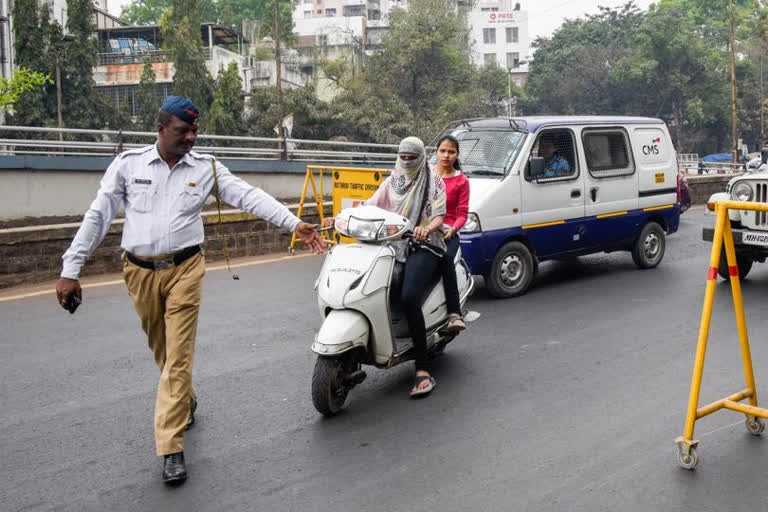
[67,295,81,314]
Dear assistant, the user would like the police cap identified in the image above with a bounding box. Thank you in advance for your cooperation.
[161,95,199,124]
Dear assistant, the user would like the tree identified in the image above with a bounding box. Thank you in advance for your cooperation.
[0,68,53,114]
[135,59,160,131]
[366,0,472,124]
[160,0,215,112]
[120,0,293,42]
[523,2,644,115]
[121,0,218,25]
[207,61,246,137]
[61,0,104,129]
[11,2,55,128]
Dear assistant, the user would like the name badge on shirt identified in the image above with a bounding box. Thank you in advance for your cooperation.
[134,178,152,185]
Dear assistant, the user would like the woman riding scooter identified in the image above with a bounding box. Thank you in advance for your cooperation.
[324,137,446,397]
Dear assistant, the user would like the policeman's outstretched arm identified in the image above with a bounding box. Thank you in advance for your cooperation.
[56,157,126,311]
[214,162,325,253]
[295,222,325,254]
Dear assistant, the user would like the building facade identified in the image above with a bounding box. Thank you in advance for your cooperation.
[468,0,530,85]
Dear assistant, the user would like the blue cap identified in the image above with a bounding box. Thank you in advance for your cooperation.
[160,95,199,124]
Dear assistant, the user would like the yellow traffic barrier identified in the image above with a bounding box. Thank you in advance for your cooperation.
[676,200,768,470]
[289,165,391,253]
[289,166,335,255]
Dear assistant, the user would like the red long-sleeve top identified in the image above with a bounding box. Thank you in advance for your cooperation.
[442,172,470,231]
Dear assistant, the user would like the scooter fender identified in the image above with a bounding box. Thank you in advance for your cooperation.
[312,309,369,356]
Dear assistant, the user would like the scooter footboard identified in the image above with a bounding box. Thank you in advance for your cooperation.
[312,309,369,356]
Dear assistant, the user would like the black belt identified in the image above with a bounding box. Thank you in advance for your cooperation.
[126,245,201,271]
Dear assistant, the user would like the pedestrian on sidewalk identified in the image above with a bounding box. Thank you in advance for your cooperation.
[55,96,325,485]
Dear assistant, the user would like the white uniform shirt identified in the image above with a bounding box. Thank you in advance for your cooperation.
[61,144,301,279]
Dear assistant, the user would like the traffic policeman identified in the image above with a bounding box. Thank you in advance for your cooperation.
[55,96,325,484]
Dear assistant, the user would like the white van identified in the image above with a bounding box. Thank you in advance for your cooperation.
[434,116,682,297]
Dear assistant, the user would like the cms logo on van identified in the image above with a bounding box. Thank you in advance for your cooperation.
[643,138,661,155]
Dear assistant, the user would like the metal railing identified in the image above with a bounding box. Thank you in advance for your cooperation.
[0,126,399,165]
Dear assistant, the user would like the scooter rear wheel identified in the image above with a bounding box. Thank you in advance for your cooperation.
[312,356,349,416]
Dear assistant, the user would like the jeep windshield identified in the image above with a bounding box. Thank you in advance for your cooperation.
[430,127,527,178]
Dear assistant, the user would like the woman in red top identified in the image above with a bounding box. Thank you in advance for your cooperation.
[435,135,470,332]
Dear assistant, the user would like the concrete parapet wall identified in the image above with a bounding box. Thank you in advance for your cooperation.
[0,155,333,220]
[686,174,736,205]
[0,205,326,289]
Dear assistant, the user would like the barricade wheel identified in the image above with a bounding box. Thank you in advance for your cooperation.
[745,416,765,435]
[677,446,699,470]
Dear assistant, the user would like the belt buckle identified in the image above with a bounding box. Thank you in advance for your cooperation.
[153,257,173,270]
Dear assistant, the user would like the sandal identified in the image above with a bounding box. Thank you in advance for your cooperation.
[410,374,436,397]
[446,314,466,333]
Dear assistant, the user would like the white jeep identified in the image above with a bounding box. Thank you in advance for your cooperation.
[703,155,768,279]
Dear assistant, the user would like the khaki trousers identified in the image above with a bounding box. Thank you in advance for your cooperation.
[123,251,205,455]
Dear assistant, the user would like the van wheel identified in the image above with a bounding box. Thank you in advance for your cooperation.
[486,241,534,298]
[632,222,665,269]
[717,252,753,280]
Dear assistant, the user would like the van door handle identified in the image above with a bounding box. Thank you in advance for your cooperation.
[590,187,599,202]
[571,189,581,198]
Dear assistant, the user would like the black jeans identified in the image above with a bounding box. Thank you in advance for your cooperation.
[401,248,441,372]
[439,235,461,316]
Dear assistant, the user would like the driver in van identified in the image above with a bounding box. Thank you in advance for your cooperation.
[323,137,447,398]
[538,133,571,178]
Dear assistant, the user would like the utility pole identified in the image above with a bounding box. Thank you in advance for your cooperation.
[729,0,739,162]
[274,0,285,156]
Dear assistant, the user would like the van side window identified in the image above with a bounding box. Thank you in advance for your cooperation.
[530,129,578,181]
[582,129,635,178]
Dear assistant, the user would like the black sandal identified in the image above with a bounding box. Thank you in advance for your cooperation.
[410,375,436,397]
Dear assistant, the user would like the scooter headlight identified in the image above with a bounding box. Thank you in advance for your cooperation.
[732,182,754,202]
[334,217,349,237]
[377,222,408,240]
[346,216,384,241]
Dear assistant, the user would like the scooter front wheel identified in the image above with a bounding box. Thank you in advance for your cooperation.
[312,356,350,416]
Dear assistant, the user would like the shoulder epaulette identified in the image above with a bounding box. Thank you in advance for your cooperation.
[118,145,154,159]
[189,150,215,161]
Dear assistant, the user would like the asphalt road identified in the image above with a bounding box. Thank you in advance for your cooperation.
[3,207,768,512]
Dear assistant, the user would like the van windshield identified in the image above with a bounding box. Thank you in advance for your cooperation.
[430,129,527,178]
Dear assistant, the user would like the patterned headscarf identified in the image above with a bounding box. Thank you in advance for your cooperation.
[367,137,447,261]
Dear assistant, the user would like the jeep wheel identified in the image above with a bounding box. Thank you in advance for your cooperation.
[632,222,666,269]
[717,252,753,280]
[485,241,534,298]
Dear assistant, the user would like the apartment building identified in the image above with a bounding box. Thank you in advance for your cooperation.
[468,0,530,85]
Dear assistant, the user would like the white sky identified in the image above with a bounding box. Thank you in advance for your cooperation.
[105,0,658,40]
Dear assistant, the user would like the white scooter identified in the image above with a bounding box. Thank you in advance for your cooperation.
[311,205,475,416]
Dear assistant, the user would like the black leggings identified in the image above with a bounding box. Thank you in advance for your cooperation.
[401,249,441,372]
[440,235,461,316]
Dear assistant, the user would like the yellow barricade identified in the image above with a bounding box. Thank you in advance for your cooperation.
[676,200,768,470]
[289,165,391,253]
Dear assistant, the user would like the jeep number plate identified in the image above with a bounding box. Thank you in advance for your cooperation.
[742,230,768,247]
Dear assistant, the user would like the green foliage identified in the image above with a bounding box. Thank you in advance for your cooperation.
[121,0,218,25]
[0,68,53,113]
[524,2,644,115]
[246,83,335,140]
[61,0,104,129]
[161,0,215,112]
[524,0,765,153]
[136,59,160,131]
[207,61,246,138]
[11,2,56,129]
[120,0,294,42]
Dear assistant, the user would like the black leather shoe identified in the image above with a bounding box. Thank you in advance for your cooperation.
[186,399,197,431]
[162,451,187,484]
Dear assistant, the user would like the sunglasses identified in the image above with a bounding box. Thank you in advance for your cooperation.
[398,153,419,161]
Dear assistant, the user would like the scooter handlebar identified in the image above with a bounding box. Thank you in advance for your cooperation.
[403,231,446,258]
